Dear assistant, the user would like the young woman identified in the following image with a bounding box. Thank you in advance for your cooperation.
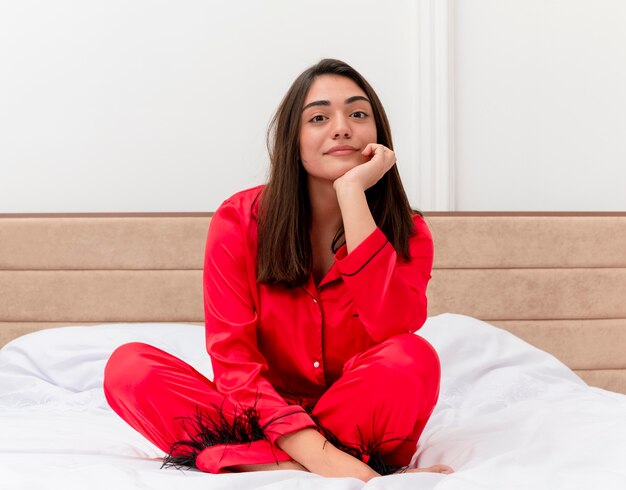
[104,58,452,482]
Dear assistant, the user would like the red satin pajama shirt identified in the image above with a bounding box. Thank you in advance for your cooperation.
[104,185,440,474]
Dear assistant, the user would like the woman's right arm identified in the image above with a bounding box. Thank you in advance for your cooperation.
[206,201,380,481]
[277,428,380,482]
[204,202,317,443]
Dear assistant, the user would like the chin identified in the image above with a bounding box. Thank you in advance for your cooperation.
[304,157,362,182]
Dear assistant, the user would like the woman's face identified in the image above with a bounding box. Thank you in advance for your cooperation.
[299,74,377,183]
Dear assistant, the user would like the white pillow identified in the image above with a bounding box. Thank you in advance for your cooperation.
[0,323,211,410]
[0,313,592,412]
[420,313,589,409]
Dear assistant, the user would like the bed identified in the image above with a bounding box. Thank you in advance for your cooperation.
[1,211,625,489]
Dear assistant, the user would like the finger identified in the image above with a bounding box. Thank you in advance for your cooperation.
[361,143,376,156]
[434,464,454,474]
[402,464,454,475]
[373,147,388,161]
[385,148,396,165]
[376,145,393,162]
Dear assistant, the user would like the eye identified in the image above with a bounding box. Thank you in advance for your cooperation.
[309,115,327,123]
[351,111,368,119]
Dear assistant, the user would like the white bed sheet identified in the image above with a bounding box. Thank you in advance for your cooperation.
[1,313,625,490]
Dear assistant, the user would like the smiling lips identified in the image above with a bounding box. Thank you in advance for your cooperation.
[326,145,358,156]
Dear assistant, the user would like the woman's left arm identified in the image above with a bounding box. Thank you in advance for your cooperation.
[333,144,394,254]
[333,144,434,343]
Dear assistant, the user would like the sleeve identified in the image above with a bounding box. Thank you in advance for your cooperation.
[334,215,434,343]
[203,202,317,444]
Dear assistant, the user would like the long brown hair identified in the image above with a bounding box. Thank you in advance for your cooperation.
[256,58,422,288]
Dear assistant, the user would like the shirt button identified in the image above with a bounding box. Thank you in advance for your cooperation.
[313,298,318,303]
[313,361,320,368]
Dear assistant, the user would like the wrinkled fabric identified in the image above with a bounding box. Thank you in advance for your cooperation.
[104,184,438,473]
[104,333,441,473]
[203,185,435,441]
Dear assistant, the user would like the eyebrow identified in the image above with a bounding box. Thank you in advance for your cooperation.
[302,95,371,113]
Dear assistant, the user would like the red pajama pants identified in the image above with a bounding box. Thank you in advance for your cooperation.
[103,333,440,474]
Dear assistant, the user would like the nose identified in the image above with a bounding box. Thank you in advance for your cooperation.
[332,114,351,139]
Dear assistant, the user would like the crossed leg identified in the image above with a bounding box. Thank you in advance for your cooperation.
[103,333,447,475]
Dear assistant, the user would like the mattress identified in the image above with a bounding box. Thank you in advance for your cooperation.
[1,313,625,489]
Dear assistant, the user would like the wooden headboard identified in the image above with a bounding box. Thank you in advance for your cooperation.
[1,212,625,394]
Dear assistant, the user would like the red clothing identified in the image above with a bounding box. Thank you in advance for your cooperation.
[104,332,441,473]
[204,184,435,446]
[104,183,439,474]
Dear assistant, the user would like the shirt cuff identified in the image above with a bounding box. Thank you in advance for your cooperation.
[335,227,390,277]
[264,408,318,445]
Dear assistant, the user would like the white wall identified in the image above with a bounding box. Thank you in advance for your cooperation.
[0,0,421,213]
[1,1,625,213]
[455,0,626,211]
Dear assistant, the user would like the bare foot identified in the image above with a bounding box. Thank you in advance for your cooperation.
[400,464,454,474]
